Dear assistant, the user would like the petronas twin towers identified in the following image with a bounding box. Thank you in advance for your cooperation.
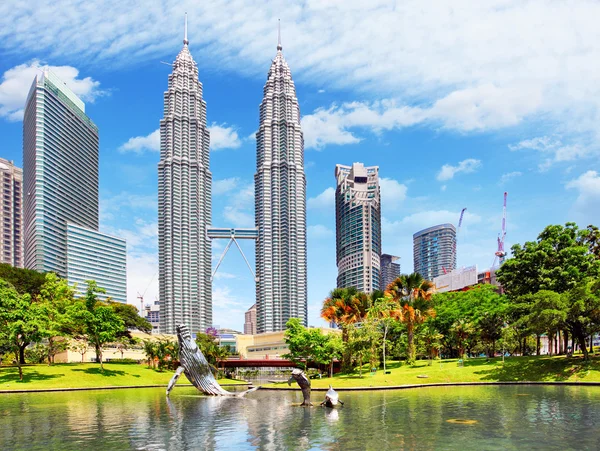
[159,20,307,334]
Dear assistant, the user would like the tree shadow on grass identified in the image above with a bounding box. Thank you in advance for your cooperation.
[473,356,600,382]
[0,368,64,384]
[72,368,128,377]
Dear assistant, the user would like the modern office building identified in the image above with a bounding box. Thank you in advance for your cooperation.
[0,158,23,267]
[66,223,127,303]
[158,19,213,334]
[254,30,307,332]
[143,299,161,334]
[335,163,381,294]
[413,223,457,280]
[23,69,99,277]
[380,253,401,290]
[244,304,257,335]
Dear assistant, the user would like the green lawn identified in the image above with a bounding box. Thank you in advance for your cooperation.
[267,355,600,389]
[0,363,247,391]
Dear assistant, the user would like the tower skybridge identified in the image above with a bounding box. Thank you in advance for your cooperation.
[206,227,258,282]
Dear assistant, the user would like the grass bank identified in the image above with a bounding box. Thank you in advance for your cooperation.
[0,363,247,392]
[267,355,600,389]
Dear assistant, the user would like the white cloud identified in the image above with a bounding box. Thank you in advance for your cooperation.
[384,209,482,233]
[441,185,447,192]
[509,135,592,170]
[208,123,242,150]
[119,129,160,154]
[566,170,600,224]
[100,192,157,222]
[213,177,240,195]
[127,252,158,312]
[307,187,335,210]
[0,60,103,121]
[436,159,481,181]
[499,171,523,185]
[220,182,254,228]
[308,224,333,238]
[380,177,407,209]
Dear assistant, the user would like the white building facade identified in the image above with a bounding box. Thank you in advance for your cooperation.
[158,23,213,335]
[254,35,307,332]
[0,158,23,268]
[335,163,381,294]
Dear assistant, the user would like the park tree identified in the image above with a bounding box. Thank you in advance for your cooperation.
[368,295,402,372]
[562,280,600,360]
[37,273,77,364]
[418,324,444,364]
[73,281,125,370]
[195,332,228,368]
[497,223,600,298]
[283,318,341,375]
[0,263,47,296]
[110,303,152,334]
[321,287,371,370]
[386,273,435,364]
[347,321,379,377]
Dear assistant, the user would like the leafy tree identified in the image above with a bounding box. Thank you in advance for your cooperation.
[563,280,600,360]
[523,291,566,356]
[348,322,379,377]
[450,319,475,359]
[419,324,443,364]
[283,318,341,375]
[477,312,505,357]
[155,338,179,371]
[195,332,228,368]
[110,303,152,334]
[579,224,600,259]
[0,279,36,379]
[70,339,90,363]
[73,281,125,370]
[0,263,47,296]
[497,223,600,297]
[368,295,402,372]
[386,273,435,364]
[37,273,77,364]
[114,336,140,359]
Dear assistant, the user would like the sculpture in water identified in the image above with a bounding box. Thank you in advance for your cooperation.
[166,324,259,397]
[288,368,312,406]
[321,385,344,408]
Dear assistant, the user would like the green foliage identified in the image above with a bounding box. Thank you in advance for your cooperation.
[347,321,379,377]
[497,223,600,297]
[0,263,47,296]
[195,332,228,368]
[110,303,152,334]
[283,318,342,374]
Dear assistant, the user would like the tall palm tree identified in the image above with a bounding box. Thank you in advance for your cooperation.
[321,287,371,370]
[386,273,435,364]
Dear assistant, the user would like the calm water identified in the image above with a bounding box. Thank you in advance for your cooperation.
[1,385,600,450]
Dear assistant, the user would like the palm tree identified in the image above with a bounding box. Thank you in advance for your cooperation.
[386,273,435,364]
[321,287,371,370]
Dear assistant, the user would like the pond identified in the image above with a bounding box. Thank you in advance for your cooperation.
[1,385,600,450]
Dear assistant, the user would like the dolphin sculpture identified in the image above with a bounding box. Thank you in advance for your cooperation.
[321,385,344,408]
[288,368,312,406]
[166,324,259,397]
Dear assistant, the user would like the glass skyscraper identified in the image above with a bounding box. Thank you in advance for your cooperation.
[23,69,127,302]
[254,32,307,332]
[158,20,213,334]
[23,69,99,277]
[413,223,457,280]
[335,162,381,294]
[380,253,401,290]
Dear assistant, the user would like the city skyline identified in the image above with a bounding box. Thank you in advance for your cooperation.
[1,4,599,330]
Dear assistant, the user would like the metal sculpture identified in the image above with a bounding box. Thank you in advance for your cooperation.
[321,385,344,408]
[288,368,312,406]
[166,324,259,397]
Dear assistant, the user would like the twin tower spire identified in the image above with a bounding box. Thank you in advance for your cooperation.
[160,15,306,335]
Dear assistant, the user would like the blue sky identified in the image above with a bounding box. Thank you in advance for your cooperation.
[1,1,599,331]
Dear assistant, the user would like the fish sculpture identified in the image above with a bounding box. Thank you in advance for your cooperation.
[288,368,312,406]
[321,385,344,408]
[166,324,259,397]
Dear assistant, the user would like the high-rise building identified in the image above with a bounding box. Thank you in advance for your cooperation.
[254,29,307,332]
[413,223,457,280]
[23,69,127,302]
[244,304,257,335]
[24,69,99,277]
[380,253,401,290]
[66,223,127,303]
[0,158,23,268]
[158,18,212,335]
[335,163,381,294]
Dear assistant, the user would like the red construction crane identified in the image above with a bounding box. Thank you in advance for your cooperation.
[494,192,508,266]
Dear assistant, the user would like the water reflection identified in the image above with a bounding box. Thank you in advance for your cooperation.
[2,386,600,450]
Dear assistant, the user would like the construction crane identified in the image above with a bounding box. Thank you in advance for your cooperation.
[137,272,156,315]
[493,192,508,267]
[451,207,467,272]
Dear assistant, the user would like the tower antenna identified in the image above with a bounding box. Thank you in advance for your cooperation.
[277,19,282,51]
[184,13,189,45]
